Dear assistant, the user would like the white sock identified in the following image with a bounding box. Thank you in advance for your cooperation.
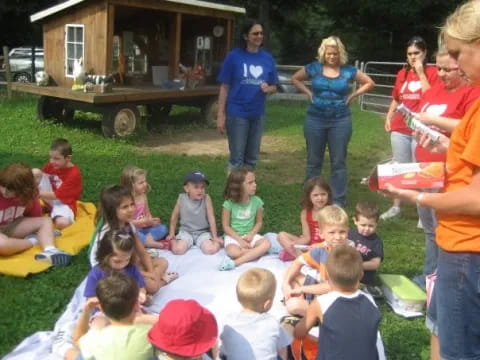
[44,245,57,252]
[26,235,38,245]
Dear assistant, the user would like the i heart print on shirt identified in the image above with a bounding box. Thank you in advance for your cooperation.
[407,81,422,93]
[424,103,447,116]
[249,65,263,78]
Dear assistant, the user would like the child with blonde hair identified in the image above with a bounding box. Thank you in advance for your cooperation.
[282,205,352,316]
[218,169,271,271]
[277,176,331,261]
[220,268,292,359]
[295,245,381,359]
[121,165,168,249]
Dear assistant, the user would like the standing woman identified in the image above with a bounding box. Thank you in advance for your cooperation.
[384,1,480,357]
[381,36,439,220]
[291,36,374,207]
[217,19,279,170]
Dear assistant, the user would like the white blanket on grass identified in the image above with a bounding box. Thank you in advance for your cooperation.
[4,248,386,359]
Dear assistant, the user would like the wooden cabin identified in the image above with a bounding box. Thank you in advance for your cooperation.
[30,0,245,87]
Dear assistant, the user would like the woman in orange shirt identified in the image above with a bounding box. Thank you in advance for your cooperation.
[384,2,480,359]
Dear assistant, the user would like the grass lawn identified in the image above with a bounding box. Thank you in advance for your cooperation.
[0,95,429,359]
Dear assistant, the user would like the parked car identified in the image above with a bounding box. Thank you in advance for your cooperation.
[1,47,44,82]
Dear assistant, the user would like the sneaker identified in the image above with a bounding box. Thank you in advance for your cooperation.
[35,248,71,266]
[218,256,236,271]
[380,206,401,220]
[279,250,296,262]
[364,285,383,299]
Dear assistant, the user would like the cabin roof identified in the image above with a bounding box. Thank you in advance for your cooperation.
[31,0,246,22]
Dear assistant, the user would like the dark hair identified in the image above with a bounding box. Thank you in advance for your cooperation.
[0,163,38,205]
[96,184,133,229]
[301,177,332,209]
[405,36,428,75]
[354,201,380,221]
[326,245,364,291]
[96,230,135,271]
[240,19,264,49]
[223,168,251,203]
[96,272,139,321]
[50,138,72,157]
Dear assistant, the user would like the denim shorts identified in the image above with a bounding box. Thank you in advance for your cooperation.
[428,248,480,359]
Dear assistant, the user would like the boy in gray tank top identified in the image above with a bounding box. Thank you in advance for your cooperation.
[167,171,223,255]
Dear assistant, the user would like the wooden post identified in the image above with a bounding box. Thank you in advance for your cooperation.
[168,13,182,80]
[3,46,12,99]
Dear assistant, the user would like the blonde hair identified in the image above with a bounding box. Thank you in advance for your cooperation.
[326,245,364,291]
[441,0,480,43]
[120,165,151,196]
[236,268,276,313]
[316,205,349,228]
[317,36,348,65]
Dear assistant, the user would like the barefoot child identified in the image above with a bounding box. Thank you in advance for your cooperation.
[294,245,381,359]
[0,163,71,265]
[218,169,271,271]
[167,170,223,255]
[282,205,351,316]
[33,138,82,230]
[89,185,177,294]
[277,177,331,261]
[121,165,168,249]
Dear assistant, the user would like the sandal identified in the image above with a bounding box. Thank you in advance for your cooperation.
[162,271,179,284]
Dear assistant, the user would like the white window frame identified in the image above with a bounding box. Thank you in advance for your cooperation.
[65,24,85,78]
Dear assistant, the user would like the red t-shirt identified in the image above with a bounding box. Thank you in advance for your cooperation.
[306,208,324,245]
[436,98,480,252]
[42,163,83,216]
[0,194,42,226]
[415,83,480,162]
[390,66,439,134]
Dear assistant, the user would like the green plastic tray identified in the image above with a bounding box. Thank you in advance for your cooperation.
[379,274,426,301]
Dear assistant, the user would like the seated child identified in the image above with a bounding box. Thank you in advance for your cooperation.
[220,267,292,360]
[167,170,223,255]
[294,245,382,360]
[121,165,168,249]
[0,162,71,265]
[33,138,82,230]
[148,299,218,360]
[282,205,352,316]
[277,177,331,261]
[218,169,271,271]
[67,273,154,360]
[84,229,148,328]
[350,201,383,286]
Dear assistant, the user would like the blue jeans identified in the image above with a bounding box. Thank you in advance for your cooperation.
[428,248,480,359]
[390,131,414,163]
[137,224,168,244]
[417,189,439,278]
[304,114,352,207]
[226,115,265,169]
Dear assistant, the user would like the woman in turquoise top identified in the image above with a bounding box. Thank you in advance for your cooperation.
[292,36,374,206]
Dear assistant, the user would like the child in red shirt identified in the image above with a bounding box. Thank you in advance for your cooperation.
[33,138,82,229]
[0,163,71,265]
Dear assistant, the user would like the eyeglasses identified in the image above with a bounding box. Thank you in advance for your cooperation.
[437,66,459,73]
[407,51,421,56]
[250,31,264,36]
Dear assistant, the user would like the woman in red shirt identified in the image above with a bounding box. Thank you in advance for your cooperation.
[381,36,439,220]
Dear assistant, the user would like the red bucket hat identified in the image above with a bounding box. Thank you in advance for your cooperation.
[148,299,218,357]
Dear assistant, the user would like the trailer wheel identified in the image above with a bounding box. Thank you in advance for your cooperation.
[102,104,141,138]
[201,97,218,128]
[37,96,74,123]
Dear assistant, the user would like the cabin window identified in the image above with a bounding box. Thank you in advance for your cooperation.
[65,24,85,77]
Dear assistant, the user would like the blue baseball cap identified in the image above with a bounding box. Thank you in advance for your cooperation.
[184,170,209,185]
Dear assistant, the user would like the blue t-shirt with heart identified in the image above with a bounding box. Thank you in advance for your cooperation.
[218,48,278,118]
[305,62,357,119]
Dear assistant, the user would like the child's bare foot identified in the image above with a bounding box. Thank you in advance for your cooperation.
[162,271,179,284]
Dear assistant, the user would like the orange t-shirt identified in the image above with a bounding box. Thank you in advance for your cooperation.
[436,98,480,252]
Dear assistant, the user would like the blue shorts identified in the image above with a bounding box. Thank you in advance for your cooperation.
[137,224,168,243]
[428,248,480,359]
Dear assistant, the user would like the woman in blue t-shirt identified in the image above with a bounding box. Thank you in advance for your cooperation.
[292,36,374,207]
[217,19,279,170]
